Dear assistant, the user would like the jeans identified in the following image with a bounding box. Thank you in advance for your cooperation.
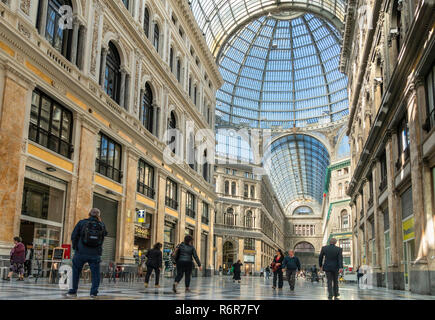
[273,269,283,288]
[326,271,339,297]
[145,265,160,285]
[69,253,101,296]
[286,270,297,290]
[174,261,193,288]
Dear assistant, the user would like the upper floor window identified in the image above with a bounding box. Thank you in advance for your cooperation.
[425,63,435,130]
[96,132,122,183]
[244,238,255,250]
[143,7,150,38]
[176,59,182,83]
[225,207,235,226]
[397,115,410,156]
[104,42,121,103]
[250,185,255,198]
[186,191,196,218]
[341,210,349,229]
[153,24,160,52]
[202,201,209,225]
[167,111,177,154]
[137,159,154,198]
[141,83,153,133]
[45,0,72,59]
[231,181,236,196]
[224,181,230,195]
[293,206,314,215]
[169,46,174,72]
[29,89,73,159]
[202,149,209,182]
[244,184,249,198]
[122,0,129,10]
[165,178,178,210]
[245,210,253,228]
[193,85,198,106]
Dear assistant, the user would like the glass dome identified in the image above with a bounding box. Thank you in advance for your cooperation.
[215,13,349,129]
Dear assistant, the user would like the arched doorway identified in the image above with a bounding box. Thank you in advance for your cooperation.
[294,241,317,270]
[223,241,236,273]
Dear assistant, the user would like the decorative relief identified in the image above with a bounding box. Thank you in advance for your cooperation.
[17,22,31,39]
[52,81,67,95]
[90,2,102,76]
[19,0,31,15]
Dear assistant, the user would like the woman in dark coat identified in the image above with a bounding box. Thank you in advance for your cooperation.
[144,242,163,288]
[4,237,25,281]
[232,260,243,283]
[172,235,201,293]
[271,249,284,289]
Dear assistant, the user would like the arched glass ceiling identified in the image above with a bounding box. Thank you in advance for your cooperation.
[265,134,330,210]
[215,13,348,128]
[190,0,346,57]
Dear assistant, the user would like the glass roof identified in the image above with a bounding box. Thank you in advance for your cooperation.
[265,134,330,209]
[190,0,346,57]
[215,13,349,128]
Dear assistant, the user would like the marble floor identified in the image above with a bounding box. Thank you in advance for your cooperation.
[0,275,434,300]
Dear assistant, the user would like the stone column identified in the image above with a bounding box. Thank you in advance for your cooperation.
[385,131,402,289]
[0,67,34,256]
[255,239,261,275]
[178,187,186,244]
[70,17,80,66]
[99,47,108,88]
[138,89,144,123]
[196,200,202,262]
[77,25,87,70]
[38,0,48,38]
[72,117,99,225]
[119,69,127,109]
[238,238,244,264]
[118,148,140,264]
[155,171,167,245]
[371,159,382,286]
[216,236,223,271]
[208,203,215,276]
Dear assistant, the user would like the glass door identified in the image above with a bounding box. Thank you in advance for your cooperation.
[403,239,415,291]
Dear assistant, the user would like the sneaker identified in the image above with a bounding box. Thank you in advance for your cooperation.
[2,278,10,281]
[172,283,177,293]
[334,296,340,300]
[64,292,77,298]
[90,295,97,299]
[185,288,191,292]
[155,284,160,288]
[328,296,333,300]
[144,283,148,288]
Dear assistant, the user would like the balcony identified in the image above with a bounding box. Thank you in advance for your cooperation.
[96,159,122,183]
[165,197,178,210]
[331,227,352,234]
[137,181,155,199]
[186,208,196,219]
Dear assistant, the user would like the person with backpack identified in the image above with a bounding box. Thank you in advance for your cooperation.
[144,242,163,288]
[282,250,301,291]
[171,235,201,293]
[65,208,107,298]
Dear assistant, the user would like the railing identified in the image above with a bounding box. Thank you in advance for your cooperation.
[331,227,352,234]
[29,123,74,159]
[165,197,178,210]
[137,181,155,199]
[95,159,122,183]
[423,108,435,132]
[186,208,196,219]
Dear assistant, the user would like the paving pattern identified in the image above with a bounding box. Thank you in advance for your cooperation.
[0,276,434,300]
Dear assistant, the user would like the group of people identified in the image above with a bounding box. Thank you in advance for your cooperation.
[4,208,343,300]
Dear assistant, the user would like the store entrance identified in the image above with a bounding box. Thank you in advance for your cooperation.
[403,239,415,291]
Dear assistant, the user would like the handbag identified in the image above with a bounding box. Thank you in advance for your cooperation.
[171,244,181,264]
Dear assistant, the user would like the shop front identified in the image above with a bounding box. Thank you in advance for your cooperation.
[19,169,67,277]
[201,232,208,276]
[244,254,255,276]
[163,217,177,274]
[133,209,153,261]
[93,194,118,263]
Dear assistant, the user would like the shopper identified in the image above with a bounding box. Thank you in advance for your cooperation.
[232,260,243,283]
[144,242,163,288]
[310,264,319,282]
[282,250,301,291]
[24,243,33,278]
[172,235,202,293]
[65,208,107,298]
[319,238,343,300]
[271,249,284,289]
[265,266,270,279]
[4,237,26,281]
[357,265,364,286]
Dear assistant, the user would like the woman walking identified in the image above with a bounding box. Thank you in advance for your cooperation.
[144,242,163,288]
[172,235,201,293]
[4,237,26,281]
[232,260,243,283]
[271,249,284,289]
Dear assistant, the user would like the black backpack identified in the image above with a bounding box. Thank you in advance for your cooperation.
[81,220,104,247]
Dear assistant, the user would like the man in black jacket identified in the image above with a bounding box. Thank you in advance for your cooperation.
[65,208,107,298]
[282,250,301,291]
[319,238,343,300]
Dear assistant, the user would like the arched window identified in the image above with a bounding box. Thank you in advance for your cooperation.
[294,242,315,253]
[293,206,314,215]
[167,111,177,154]
[104,42,121,103]
[341,210,349,229]
[231,181,236,196]
[143,7,150,38]
[224,181,230,195]
[250,185,255,199]
[45,0,73,59]
[153,23,160,52]
[245,210,253,228]
[141,83,153,133]
[225,208,234,226]
[188,132,195,170]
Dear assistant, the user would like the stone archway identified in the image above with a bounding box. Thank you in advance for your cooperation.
[294,241,318,270]
[223,241,236,273]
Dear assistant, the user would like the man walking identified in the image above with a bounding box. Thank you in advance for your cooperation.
[319,238,343,300]
[282,250,301,292]
[65,208,107,298]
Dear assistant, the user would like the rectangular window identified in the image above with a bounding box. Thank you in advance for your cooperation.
[186,192,195,218]
[425,63,435,129]
[137,159,155,198]
[202,201,209,225]
[383,208,390,231]
[244,238,255,250]
[29,89,73,158]
[244,184,249,198]
[397,116,410,157]
[165,178,178,210]
[96,133,122,183]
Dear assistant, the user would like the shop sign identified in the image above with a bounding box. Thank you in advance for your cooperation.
[244,255,255,263]
[137,210,145,223]
[402,217,415,241]
[135,225,150,239]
